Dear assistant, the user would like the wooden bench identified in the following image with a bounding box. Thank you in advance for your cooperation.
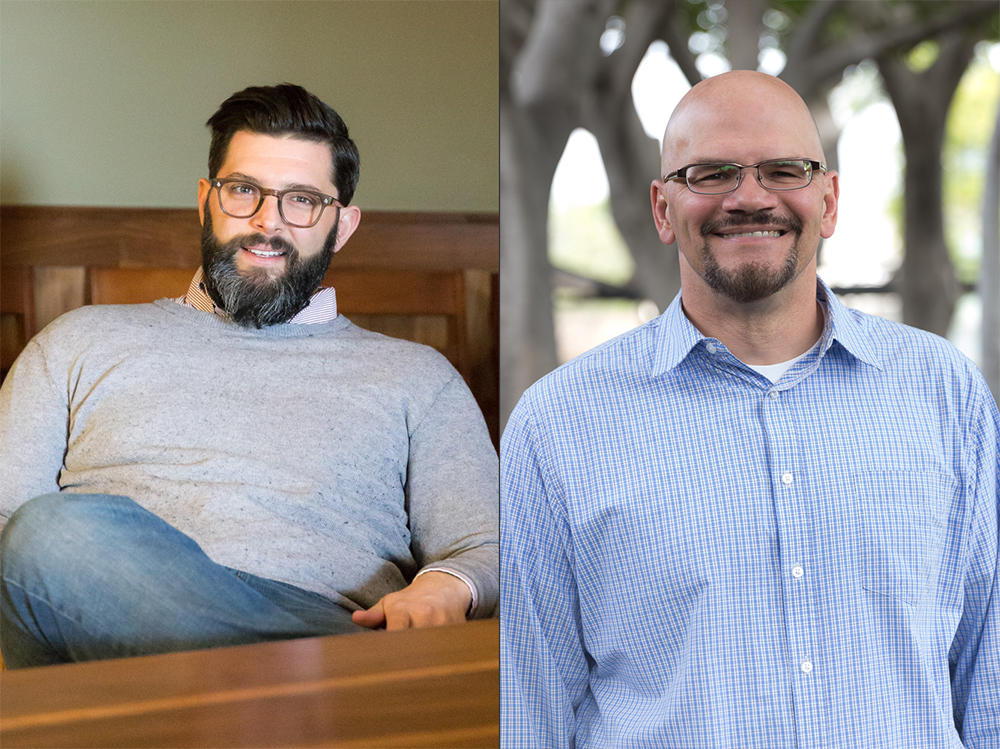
[0,206,498,447]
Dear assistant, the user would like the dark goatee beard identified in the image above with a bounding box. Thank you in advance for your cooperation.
[200,208,339,328]
[698,211,803,304]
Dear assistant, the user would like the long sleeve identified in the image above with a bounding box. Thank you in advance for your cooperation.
[949,383,1000,747]
[500,395,590,748]
[0,339,70,530]
[405,373,499,618]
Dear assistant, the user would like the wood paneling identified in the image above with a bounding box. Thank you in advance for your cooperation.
[89,267,193,306]
[0,207,499,445]
[0,619,499,748]
[0,205,499,271]
[1,266,36,378]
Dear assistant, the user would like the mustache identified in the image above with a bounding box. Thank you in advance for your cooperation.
[701,211,803,236]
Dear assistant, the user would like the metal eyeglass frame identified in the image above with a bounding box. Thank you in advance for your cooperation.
[663,159,827,195]
[208,177,342,228]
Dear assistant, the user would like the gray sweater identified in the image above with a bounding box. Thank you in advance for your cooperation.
[0,300,499,616]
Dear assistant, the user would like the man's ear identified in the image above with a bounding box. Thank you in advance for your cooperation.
[197,179,211,226]
[331,205,361,253]
[819,170,839,240]
[651,180,675,245]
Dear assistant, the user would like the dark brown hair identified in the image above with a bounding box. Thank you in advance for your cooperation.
[206,84,360,204]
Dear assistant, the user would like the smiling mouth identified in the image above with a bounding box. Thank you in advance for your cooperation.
[716,230,786,239]
[243,246,286,258]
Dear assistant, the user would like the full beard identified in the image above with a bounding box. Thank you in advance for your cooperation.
[200,208,339,328]
[699,211,803,304]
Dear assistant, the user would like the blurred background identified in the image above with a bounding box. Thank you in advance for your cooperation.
[501,0,1000,431]
[0,0,498,212]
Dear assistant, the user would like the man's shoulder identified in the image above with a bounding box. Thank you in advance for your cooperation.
[833,303,995,418]
[339,319,462,380]
[34,301,169,346]
[842,305,978,376]
[517,316,662,416]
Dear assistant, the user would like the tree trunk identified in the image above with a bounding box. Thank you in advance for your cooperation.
[585,0,684,311]
[879,28,978,336]
[499,0,613,430]
[724,0,769,71]
[499,95,560,429]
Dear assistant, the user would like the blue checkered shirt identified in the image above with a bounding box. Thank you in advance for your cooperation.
[501,280,999,748]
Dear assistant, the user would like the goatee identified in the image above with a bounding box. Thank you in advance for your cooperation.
[200,208,339,328]
[699,211,803,304]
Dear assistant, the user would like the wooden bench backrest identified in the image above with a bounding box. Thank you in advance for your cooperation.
[1,207,498,446]
[88,266,470,378]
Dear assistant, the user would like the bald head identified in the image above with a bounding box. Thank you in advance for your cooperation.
[661,71,825,176]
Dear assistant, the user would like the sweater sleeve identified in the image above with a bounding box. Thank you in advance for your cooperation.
[404,373,499,618]
[0,339,70,530]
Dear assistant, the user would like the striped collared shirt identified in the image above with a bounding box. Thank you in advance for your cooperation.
[178,266,339,324]
[500,278,1000,748]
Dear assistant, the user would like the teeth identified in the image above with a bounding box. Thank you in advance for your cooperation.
[247,249,283,257]
[726,231,782,238]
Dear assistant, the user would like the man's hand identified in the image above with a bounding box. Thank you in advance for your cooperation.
[352,571,472,631]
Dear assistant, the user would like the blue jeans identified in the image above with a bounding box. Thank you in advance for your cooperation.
[0,493,364,669]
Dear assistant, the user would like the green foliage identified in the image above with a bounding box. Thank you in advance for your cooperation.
[905,40,940,73]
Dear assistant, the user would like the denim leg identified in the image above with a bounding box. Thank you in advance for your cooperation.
[0,493,364,669]
[231,570,363,632]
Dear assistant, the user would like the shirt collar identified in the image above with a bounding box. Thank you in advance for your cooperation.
[178,266,338,325]
[650,276,883,378]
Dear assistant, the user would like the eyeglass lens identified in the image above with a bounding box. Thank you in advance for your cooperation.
[686,160,813,194]
[219,182,325,227]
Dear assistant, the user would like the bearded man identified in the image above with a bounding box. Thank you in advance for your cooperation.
[500,71,998,748]
[0,84,498,669]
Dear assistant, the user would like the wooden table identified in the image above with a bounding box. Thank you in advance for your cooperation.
[0,619,498,748]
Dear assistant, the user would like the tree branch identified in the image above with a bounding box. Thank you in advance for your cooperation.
[658,8,702,86]
[795,0,996,94]
[604,0,679,97]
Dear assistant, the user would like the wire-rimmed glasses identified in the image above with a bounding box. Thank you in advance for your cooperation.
[663,159,827,195]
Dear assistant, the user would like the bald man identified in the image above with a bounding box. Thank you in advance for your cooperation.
[500,72,998,748]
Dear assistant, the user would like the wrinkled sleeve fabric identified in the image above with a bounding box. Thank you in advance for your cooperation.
[0,339,69,531]
[405,372,499,618]
[949,382,1000,747]
[501,392,591,748]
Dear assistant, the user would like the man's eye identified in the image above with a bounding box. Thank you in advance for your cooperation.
[231,184,257,195]
[289,193,319,206]
[764,165,808,181]
[691,169,733,183]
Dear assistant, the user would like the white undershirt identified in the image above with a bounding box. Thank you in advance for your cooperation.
[746,349,812,383]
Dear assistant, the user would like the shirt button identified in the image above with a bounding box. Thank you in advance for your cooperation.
[792,565,804,579]
[768,390,779,400]
[782,472,794,485]
[706,343,718,354]
[801,661,813,674]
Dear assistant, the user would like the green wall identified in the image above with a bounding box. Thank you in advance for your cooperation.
[0,0,498,211]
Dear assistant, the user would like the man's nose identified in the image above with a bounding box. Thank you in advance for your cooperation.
[719,169,780,213]
[250,194,284,234]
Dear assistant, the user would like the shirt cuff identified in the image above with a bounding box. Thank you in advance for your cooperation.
[414,566,478,618]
